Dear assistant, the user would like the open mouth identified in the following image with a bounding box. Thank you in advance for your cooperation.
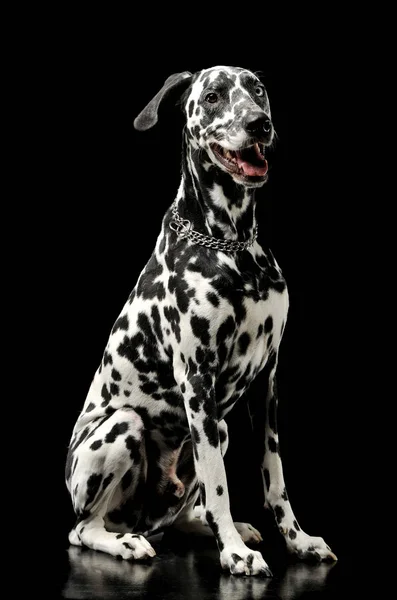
[211,143,268,179]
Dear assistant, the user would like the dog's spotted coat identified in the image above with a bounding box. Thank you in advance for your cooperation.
[65,66,337,576]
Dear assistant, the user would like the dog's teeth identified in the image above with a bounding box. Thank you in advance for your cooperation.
[255,143,265,159]
[225,150,235,161]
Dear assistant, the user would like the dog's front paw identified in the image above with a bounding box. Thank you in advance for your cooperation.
[220,547,272,577]
[112,533,156,560]
[283,530,337,563]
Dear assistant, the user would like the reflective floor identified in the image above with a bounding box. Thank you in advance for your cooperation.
[59,530,355,599]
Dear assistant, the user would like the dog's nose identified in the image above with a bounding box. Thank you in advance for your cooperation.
[245,114,272,136]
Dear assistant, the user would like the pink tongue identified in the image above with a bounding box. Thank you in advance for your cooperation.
[236,157,268,177]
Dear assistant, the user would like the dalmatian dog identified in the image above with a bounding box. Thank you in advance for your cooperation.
[65,65,337,577]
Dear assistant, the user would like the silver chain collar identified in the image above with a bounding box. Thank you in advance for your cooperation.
[169,202,258,253]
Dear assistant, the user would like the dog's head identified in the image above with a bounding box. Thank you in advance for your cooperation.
[134,66,274,188]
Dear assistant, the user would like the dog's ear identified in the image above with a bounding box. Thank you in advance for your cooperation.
[134,71,193,131]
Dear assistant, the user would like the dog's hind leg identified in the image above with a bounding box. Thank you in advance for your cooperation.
[66,407,156,560]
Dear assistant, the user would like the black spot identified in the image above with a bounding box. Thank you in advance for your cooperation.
[203,417,219,448]
[188,357,197,376]
[257,324,263,338]
[264,316,273,333]
[117,332,143,363]
[188,100,194,117]
[140,381,159,395]
[125,435,141,462]
[191,424,200,443]
[267,334,273,349]
[164,306,181,343]
[216,485,223,496]
[85,402,95,413]
[293,520,300,531]
[112,314,129,334]
[102,473,114,490]
[190,396,200,412]
[205,510,224,551]
[216,315,235,345]
[151,305,164,344]
[281,488,288,501]
[110,383,119,396]
[105,422,129,443]
[85,473,102,507]
[263,468,270,491]
[168,275,190,313]
[103,351,113,366]
[123,542,134,550]
[190,315,210,346]
[246,553,254,568]
[90,440,103,451]
[124,391,131,397]
[207,291,219,307]
[268,436,279,453]
[289,528,297,540]
[231,553,243,564]
[116,533,124,539]
[162,390,181,407]
[238,332,251,355]
[111,368,122,381]
[101,384,112,406]
[274,505,285,523]
[137,256,165,300]
[180,382,186,393]
[195,346,205,364]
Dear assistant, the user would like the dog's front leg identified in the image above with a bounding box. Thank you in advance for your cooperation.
[250,355,337,563]
[176,365,271,577]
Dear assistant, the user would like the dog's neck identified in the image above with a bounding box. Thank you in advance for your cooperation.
[174,132,257,242]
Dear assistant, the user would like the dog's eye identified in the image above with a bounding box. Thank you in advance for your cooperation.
[205,93,218,104]
[255,86,265,97]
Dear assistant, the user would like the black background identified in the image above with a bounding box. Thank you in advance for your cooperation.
[32,21,372,593]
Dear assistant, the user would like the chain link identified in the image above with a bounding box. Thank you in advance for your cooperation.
[169,202,258,253]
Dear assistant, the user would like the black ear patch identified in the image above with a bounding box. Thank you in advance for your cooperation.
[134,71,192,131]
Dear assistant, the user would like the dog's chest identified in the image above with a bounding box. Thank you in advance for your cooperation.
[228,288,288,378]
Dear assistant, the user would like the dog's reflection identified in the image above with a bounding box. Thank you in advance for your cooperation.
[63,537,335,600]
